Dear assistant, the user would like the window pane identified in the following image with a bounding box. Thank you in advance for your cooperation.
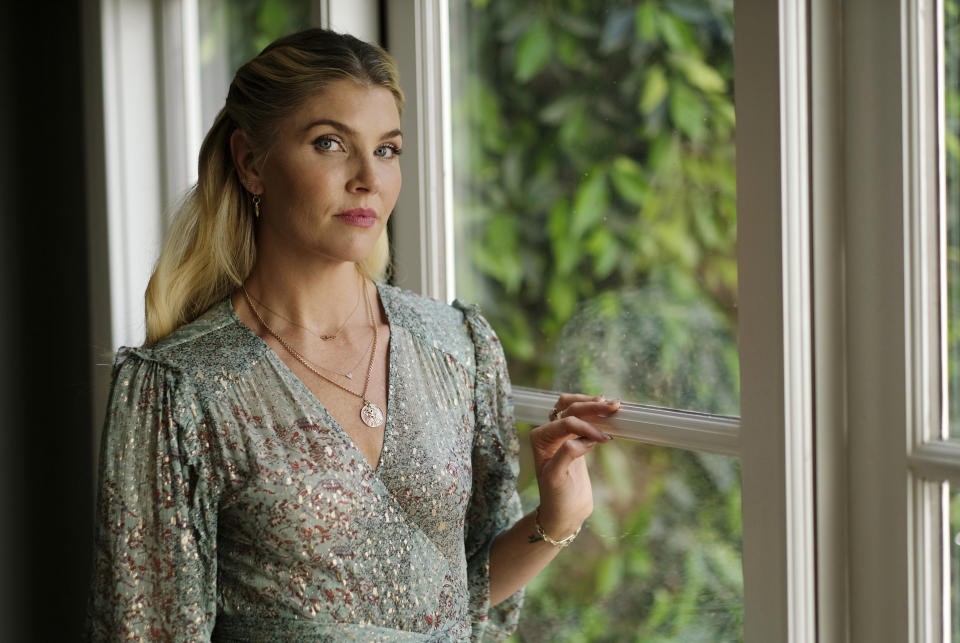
[197,0,315,133]
[516,422,743,641]
[946,0,960,436]
[449,1,738,415]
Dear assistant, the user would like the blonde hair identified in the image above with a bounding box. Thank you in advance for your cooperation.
[144,29,404,346]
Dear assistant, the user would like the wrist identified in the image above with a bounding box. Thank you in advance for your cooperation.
[533,506,582,548]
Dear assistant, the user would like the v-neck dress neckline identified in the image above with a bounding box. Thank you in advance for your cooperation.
[226,280,397,475]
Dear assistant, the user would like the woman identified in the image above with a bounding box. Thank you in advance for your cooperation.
[87,28,619,641]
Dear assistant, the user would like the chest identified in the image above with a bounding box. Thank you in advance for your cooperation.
[219,327,479,553]
[278,326,391,471]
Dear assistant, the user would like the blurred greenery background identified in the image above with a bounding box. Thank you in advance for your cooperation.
[930,0,960,625]
[200,0,743,640]
[448,1,742,641]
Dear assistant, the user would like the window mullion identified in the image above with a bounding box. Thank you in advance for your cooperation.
[736,0,815,639]
[387,0,453,302]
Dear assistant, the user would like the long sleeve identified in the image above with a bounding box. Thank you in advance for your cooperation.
[454,301,524,641]
[87,349,221,641]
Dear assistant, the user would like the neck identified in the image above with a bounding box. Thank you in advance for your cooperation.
[243,257,368,332]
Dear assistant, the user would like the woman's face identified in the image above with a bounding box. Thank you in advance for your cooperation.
[250,79,402,265]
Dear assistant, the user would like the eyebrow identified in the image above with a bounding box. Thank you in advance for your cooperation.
[304,118,402,140]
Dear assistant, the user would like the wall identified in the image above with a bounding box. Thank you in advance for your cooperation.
[0,2,95,639]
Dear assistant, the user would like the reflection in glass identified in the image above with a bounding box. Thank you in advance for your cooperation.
[515,426,743,641]
[449,0,738,415]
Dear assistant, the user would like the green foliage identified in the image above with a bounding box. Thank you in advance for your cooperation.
[198,0,310,77]
[946,1,960,639]
[450,0,741,639]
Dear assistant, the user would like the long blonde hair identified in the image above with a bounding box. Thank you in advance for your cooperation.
[144,29,403,345]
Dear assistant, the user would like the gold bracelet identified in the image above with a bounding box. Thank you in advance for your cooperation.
[534,506,581,548]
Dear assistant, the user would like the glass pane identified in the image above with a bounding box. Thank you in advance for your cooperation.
[946,0,960,436]
[449,1,738,415]
[197,0,316,133]
[516,422,743,641]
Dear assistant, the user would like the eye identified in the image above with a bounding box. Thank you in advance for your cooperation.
[375,144,402,159]
[313,136,344,152]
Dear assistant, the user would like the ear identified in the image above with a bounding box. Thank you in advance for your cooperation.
[230,128,263,194]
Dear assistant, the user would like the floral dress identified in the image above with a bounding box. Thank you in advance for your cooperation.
[86,283,523,642]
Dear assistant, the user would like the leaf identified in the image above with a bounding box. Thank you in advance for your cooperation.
[558,106,589,150]
[594,554,624,598]
[549,200,581,276]
[669,83,707,140]
[658,13,696,52]
[636,2,660,42]
[514,19,553,82]
[547,276,577,321]
[611,155,648,206]
[571,170,610,238]
[668,53,727,93]
[640,65,669,114]
[586,228,619,279]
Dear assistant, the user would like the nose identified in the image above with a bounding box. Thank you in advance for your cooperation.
[346,155,380,194]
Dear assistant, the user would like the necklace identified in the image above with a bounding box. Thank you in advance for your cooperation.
[242,281,385,428]
[246,278,364,341]
[328,333,375,380]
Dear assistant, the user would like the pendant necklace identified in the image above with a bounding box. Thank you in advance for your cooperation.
[242,281,385,428]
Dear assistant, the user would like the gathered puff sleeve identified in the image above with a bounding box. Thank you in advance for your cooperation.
[87,348,222,642]
[454,301,525,641]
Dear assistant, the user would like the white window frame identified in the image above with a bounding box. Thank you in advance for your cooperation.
[388,1,816,640]
[844,0,960,641]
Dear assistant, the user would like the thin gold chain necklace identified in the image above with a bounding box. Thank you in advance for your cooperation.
[246,278,364,341]
[246,292,374,379]
[242,281,385,428]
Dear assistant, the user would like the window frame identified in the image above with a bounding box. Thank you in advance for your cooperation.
[387,1,816,640]
[84,0,892,641]
[844,0,955,641]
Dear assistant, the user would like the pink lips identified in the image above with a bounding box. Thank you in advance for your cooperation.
[334,208,377,228]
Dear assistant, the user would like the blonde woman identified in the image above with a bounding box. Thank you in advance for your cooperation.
[87,28,619,641]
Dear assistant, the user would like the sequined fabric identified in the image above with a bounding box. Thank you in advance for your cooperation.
[87,283,523,642]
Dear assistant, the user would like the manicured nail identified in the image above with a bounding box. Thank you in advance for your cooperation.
[603,433,614,441]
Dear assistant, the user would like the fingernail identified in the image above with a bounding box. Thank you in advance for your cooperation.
[603,433,614,441]
[609,399,621,406]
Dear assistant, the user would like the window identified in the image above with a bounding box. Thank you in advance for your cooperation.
[446,2,742,638]
[388,0,811,640]
[89,0,817,639]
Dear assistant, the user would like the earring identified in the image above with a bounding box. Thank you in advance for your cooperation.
[252,194,261,219]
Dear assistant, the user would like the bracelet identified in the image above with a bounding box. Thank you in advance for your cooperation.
[534,506,581,548]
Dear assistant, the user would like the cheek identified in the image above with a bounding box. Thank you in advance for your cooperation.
[384,165,402,200]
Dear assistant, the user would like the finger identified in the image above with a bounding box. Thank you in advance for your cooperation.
[555,393,606,408]
[560,399,621,419]
[535,416,613,445]
[546,437,599,473]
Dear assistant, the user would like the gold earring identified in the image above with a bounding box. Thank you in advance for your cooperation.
[252,194,261,219]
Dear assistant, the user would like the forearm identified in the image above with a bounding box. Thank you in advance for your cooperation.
[488,509,581,606]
